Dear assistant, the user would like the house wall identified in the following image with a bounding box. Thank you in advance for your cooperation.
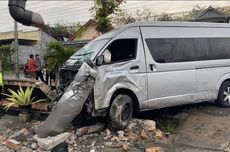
[0,30,40,41]
[74,24,99,41]
[12,31,55,66]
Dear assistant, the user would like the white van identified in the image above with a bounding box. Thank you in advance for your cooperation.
[61,21,230,129]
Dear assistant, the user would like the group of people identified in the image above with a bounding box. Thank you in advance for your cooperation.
[24,54,55,85]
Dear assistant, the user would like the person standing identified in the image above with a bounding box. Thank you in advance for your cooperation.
[27,54,37,79]
[35,54,45,82]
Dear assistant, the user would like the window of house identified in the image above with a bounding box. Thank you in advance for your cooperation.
[106,39,137,63]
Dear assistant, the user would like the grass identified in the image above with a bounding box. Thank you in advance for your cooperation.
[155,118,181,134]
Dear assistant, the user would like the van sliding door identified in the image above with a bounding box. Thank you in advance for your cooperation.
[141,27,197,109]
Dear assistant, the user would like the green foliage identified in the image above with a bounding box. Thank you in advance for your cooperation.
[158,5,205,21]
[158,12,173,21]
[113,8,153,26]
[44,41,77,72]
[2,86,45,111]
[0,45,15,71]
[49,22,83,41]
[90,0,125,33]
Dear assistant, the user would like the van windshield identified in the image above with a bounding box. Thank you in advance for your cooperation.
[71,39,109,62]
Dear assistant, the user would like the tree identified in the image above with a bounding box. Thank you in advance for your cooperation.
[183,5,206,21]
[112,8,153,26]
[158,12,173,21]
[90,0,125,33]
[44,22,83,41]
[44,41,77,73]
[0,45,15,71]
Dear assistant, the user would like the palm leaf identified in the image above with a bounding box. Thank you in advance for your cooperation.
[3,86,46,111]
[4,102,17,111]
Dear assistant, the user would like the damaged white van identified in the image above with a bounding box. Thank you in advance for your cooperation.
[60,21,230,126]
[38,22,230,137]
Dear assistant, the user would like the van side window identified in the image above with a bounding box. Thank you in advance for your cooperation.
[209,38,230,59]
[193,38,211,60]
[107,39,137,63]
[145,39,175,63]
[174,39,195,62]
[145,38,198,63]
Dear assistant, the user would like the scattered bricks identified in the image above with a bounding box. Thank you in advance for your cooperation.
[0,135,6,144]
[31,103,49,111]
[78,123,105,135]
[127,132,138,141]
[9,128,29,142]
[87,123,105,134]
[5,139,21,151]
[118,136,128,142]
[35,132,71,150]
[145,147,163,152]
[122,143,130,152]
[155,129,164,140]
[78,127,89,136]
[140,129,148,140]
[35,82,50,94]
[143,120,156,131]
[110,136,119,142]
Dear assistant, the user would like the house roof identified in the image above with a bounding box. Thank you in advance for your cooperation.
[195,6,229,21]
[68,19,98,41]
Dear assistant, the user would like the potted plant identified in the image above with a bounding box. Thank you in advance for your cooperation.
[2,86,45,122]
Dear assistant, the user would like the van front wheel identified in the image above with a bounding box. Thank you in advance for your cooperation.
[216,81,230,107]
[109,95,133,129]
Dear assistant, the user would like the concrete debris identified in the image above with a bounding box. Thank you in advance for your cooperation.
[31,142,38,150]
[142,120,156,131]
[9,128,29,142]
[35,132,71,150]
[0,118,166,151]
[117,130,125,138]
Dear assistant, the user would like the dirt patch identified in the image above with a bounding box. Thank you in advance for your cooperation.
[174,111,230,151]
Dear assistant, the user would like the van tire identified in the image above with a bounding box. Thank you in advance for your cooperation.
[215,81,230,107]
[109,94,133,130]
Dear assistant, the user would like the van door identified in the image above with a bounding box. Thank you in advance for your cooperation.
[94,27,148,110]
[140,27,197,109]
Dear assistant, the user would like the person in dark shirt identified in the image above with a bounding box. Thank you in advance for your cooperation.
[35,54,45,82]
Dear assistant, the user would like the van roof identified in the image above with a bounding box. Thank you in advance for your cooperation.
[125,21,230,28]
[96,21,230,40]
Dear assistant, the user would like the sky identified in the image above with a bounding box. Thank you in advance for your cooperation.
[1,1,230,32]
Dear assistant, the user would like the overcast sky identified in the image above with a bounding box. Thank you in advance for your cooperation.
[1,1,230,32]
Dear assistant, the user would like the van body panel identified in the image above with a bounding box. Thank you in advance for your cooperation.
[92,22,230,111]
[94,27,147,110]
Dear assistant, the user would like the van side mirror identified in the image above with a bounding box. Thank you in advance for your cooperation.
[96,55,104,66]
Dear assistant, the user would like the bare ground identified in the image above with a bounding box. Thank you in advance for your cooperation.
[0,101,230,152]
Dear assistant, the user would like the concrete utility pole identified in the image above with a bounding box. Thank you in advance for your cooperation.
[14,20,19,79]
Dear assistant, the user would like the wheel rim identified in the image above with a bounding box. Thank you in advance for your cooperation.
[121,104,130,121]
[223,86,230,104]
